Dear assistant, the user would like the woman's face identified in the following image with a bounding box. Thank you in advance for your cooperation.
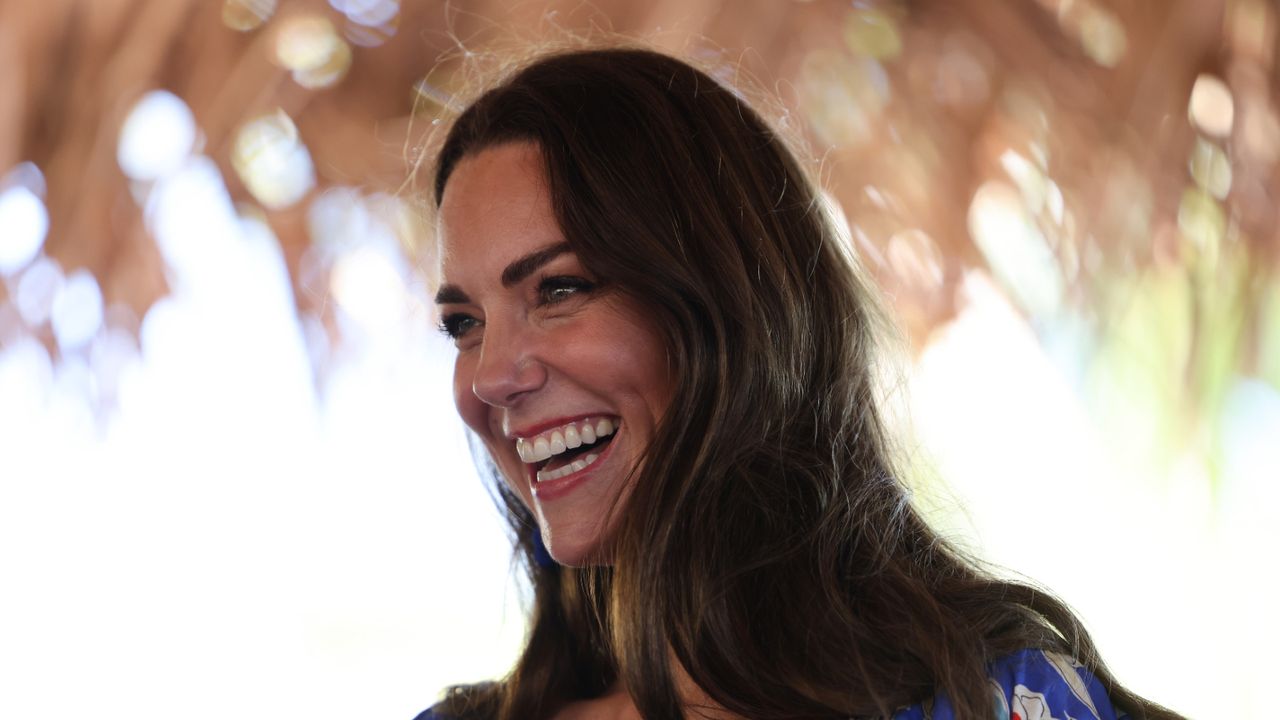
[434,141,672,566]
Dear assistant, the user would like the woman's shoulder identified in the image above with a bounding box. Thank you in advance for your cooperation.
[894,648,1126,720]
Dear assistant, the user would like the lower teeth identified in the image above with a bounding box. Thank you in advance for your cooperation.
[536,452,600,483]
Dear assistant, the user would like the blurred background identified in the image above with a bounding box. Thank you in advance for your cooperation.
[0,0,1276,717]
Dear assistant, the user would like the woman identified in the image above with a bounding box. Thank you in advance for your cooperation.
[422,47,1180,720]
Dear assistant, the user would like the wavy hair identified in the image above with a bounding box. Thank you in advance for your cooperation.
[429,47,1179,720]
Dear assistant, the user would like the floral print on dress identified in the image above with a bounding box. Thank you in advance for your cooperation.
[892,649,1121,720]
[1011,685,1061,720]
[1042,651,1100,717]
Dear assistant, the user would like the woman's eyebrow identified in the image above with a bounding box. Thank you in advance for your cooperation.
[434,285,469,305]
[500,242,571,287]
[434,242,572,305]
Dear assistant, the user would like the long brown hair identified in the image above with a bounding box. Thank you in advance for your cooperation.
[430,47,1179,720]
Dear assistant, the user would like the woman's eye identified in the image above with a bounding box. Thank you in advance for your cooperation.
[439,313,480,340]
[538,276,596,305]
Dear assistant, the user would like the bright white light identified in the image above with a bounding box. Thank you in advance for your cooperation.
[118,90,198,182]
[0,185,49,275]
[0,334,53,421]
[51,270,105,351]
[14,255,64,326]
[47,355,97,436]
[145,155,242,289]
[0,121,524,720]
[1221,378,1280,491]
[330,246,407,332]
[967,180,1063,319]
[89,325,140,404]
[307,187,371,252]
[0,333,52,430]
[1188,74,1235,139]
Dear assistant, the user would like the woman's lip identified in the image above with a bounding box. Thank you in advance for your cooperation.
[530,426,620,502]
[507,413,619,439]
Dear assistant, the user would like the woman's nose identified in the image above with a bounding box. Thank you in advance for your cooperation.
[470,321,547,407]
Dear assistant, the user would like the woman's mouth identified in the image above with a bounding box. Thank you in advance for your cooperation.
[514,416,619,483]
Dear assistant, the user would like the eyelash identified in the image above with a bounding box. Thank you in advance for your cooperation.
[537,275,596,304]
[437,275,597,341]
[438,313,478,340]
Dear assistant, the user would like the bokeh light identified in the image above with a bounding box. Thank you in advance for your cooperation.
[0,335,53,422]
[968,180,1063,319]
[222,0,278,32]
[0,179,49,276]
[843,7,902,60]
[296,40,353,89]
[1189,137,1233,200]
[13,255,63,327]
[1176,186,1226,259]
[89,323,141,409]
[1188,73,1236,138]
[1077,5,1127,67]
[51,270,105,352]
[330,246,408,332]
[274,14,352,88]
[330,0,400,28]
[117,91,198,182]
[231,110,316,210]
[342,21,396,48]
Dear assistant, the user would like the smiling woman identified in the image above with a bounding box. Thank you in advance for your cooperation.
[435,141,672,566]
[418,48,1184,720]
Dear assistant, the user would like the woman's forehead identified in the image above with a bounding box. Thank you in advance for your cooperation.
[435,142,563,283]
[438,141,547,218]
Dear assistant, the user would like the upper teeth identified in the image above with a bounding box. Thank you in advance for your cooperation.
[516,417,616,464]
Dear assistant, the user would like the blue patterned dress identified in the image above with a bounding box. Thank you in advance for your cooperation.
[416,648,1123,720]
[893,648,1123,719]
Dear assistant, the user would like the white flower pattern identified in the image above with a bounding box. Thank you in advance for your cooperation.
[1012,684,1062,720]
[887,648,1116,720]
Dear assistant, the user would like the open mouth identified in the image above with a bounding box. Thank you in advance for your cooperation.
[515,416,619,483]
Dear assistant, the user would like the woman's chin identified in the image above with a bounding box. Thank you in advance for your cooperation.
[543,531,615,568]
[544,541,596,568]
